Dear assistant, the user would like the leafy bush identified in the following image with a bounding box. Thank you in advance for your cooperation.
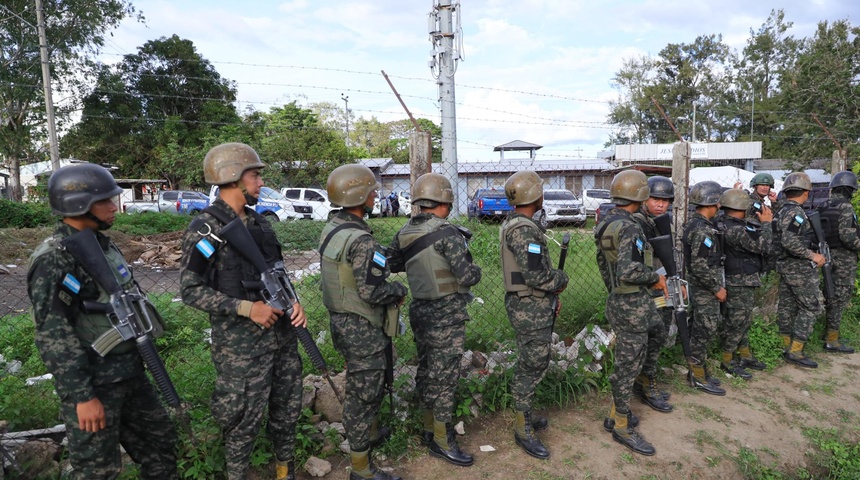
[0,200,53,228]
[112,211,192,235]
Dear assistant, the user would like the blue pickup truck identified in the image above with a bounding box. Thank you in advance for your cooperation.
[123,190,210,215]
[467,188,513,221]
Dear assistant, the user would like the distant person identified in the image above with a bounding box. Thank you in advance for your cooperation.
[28,164,178,479]
[389,191,400,217]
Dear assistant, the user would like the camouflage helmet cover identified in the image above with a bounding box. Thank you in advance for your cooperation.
[610,170,649,203]
[689,181,722,206]
[504,170,543,206]
[782,172,812,192]
[412,172,454,207]
[48,163,123,217]
[203,142,266,185]
[326,164,380,208]
[719,188,752,211]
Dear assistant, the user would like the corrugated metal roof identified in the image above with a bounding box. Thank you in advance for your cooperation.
[493,140,543,151]
[358,158,394,168]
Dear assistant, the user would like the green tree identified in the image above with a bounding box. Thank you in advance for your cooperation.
[0,0,139,200]
[378,118,442,164]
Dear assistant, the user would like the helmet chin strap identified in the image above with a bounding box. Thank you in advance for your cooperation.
[84,212,112,231]
[239,182,259,206]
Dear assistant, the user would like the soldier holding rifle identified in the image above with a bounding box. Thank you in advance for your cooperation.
[28,164,178,479]
[179,143,306,480]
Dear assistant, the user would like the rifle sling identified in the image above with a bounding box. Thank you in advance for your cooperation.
[401,226,459,263]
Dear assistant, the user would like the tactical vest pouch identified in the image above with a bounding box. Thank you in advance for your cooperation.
[383,304,400,337]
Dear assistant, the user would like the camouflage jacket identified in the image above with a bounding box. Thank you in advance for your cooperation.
[718,215,773,287]
[776,200,816,264]
[746,191,782,223]
[27,223,144,404]
[595,208,660,293]
[682,212,722,293]
[502,213,568,295]
[822,191,860,252]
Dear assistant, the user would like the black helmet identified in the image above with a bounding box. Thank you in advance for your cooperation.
[647,176,674,200]
[48,164,123,217]
[830,171,858,191]
[689,181,722,206]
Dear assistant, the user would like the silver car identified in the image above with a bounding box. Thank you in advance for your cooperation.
[543,189,586,227]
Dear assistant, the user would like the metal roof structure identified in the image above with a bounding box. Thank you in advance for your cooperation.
[493,140,543,151]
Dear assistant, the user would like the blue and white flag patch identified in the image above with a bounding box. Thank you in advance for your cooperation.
[635,238,644,251]
[704,237,713,248]
[116,264,129,278]
[373,251,387,267]
[794,215,805,224]
[196,238,215,258]
[528,243,541,254]
[753,202,761,209]
[746,225,756,232]
[62,274,81,293]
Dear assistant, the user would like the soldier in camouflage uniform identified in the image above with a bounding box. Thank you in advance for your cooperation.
[595,170,667,456]
[319,164,407,480]
[775,172,826,368]
[28,164,178,480]
[716,189,773,380]
[816,171,858,354]
[179,143,306,480]
[500,170,568,459]
[630,175,674,413]
[747,173,781,220]
[388,173,481,467]
[682,181,727,395]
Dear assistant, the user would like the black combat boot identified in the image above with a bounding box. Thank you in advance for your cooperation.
[369,425,391,449]
[349,450,403,480]
[610,408,655,456]
[784,340,818,368]
[602,411,640,432]
[531,414,549,431]
[737,346,766,370]
[824,330,855,354]
[720,360,753,380]
[635,374,674,412]
[688,365,726,396]
[429,421,474,467]
[633,379,671,401]
[420,430,434,446]
[702,363,721,386]
[514,411,550,459]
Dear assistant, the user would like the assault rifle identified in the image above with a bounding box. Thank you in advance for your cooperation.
[551,232,571,327]
[807,211,835,301]
[60,229,191,438]
[650,235,692,360]
[654,213,672,237]
[218,218,344,403]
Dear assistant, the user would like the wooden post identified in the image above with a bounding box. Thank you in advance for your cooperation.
[409,131,432,216]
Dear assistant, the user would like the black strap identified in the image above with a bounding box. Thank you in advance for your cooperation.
[319,222,364,254]
[202,204,233,225]
[401,226,458,263]
[595,214,626,241]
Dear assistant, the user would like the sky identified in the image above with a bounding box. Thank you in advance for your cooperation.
[101,0,856,162]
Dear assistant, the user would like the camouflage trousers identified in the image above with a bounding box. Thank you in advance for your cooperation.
[505,293,555,412]
[640,300,668,378]
[776,262,824,341]
[825,248,858,332]
[410,315,465,423]
[689,286,722,362]
[605,290,656,412]
[330,312,388,452]
[60,376,178,480]
[211,341,303,480]
[723,286,755,353]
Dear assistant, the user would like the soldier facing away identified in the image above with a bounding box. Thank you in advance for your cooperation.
[816,171,858,354]
[28,164,178,479]
[179,143,307,480]
[319,164,407,480]
[682,180,727,396]
[388,172,482,467]
[775,172,826,368]
[595,170,667,456]
[716,189,773,380]
[500,170,568,459]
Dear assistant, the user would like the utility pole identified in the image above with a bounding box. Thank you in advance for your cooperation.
[340,94,350,149]
[691,101,697,143]
[429,0,463,213]
[35,0,60,171]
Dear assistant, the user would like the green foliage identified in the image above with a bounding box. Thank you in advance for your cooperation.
[0,200,54,228]
[804,427,860,479]
[111,211,192,235]
[733,447,786,480]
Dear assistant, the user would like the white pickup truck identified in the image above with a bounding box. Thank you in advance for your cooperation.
[123,190,210,214]
[208,185,310,221]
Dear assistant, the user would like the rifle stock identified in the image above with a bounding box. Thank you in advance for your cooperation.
[808,211,835,301]
[654,213,672,237]
[650,235,693,360]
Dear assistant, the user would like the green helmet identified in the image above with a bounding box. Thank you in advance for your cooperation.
[830,171,858,191]
[48,163,123,217]
[689,181,722,206]
[204,143,265,185]
[719,188,752,211]
[749,173,775,187]
[412,172,454,207]
[610,170,649,204]
[326,164,380,208]
[647,176,674,200]
[782,172,812,192]
[504,170,543,206]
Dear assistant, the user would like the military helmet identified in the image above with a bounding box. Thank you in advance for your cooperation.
[504,170,543,206]
[326,164,380,208]
[412,172,454,208]
[830,171,858,191]
[48,163,123,217]
[782,172,812,192]
[610,170,649,204]
[689,181,722,206]
[647,176,674,200]
[719,188,752,211]
[203,143,265,185]
[749,172,775,188]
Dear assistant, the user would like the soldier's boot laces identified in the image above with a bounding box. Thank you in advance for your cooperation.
[611,410,655,456]
[275,459,294,480]
[635,374,673,412]
[429,421,474,467]
[531,414,549,432]
[824,330,855,354]
[784,340,818,368]
[514,411,550,459]
[738,347,767,370]
[688,365,726,396]
[633,377,671,401]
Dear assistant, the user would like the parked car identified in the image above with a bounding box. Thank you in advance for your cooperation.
[594,202,615,225]
[208,185,308,221]
[581,188,611,215]
[467,188,512,221]
[543,189,586,227]
[281,187,336,220]
[123,190,209,214]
